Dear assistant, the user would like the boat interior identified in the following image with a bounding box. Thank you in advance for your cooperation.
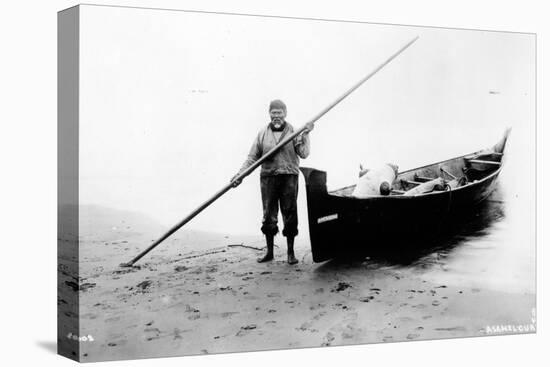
[330,150,504,198]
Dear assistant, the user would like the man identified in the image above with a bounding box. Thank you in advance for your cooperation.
[232,99,313,265]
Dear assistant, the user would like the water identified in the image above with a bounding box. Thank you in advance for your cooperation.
[407,187,534,295]
[415,189,535,295]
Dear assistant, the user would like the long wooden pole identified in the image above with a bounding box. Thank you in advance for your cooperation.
[121,36,419,267]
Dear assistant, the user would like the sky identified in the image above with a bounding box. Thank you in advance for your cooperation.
[78,4,535,237]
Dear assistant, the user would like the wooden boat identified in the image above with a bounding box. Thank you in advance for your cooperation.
[300,129,510,263]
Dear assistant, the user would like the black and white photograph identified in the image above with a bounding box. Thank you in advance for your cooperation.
[54,2,540,364]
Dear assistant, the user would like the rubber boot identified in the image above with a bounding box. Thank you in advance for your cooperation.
[287,236,298,265]
[257,234,274,263]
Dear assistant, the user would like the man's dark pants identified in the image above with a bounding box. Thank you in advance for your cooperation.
[260,174,299,238]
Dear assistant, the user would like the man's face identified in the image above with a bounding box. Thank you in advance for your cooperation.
[270,108,286,129]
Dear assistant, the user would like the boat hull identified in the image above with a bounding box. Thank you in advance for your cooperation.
[301,168,501,262]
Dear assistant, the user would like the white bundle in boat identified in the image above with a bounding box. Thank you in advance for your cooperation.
[403,177,445,196]
[351,163,398,198]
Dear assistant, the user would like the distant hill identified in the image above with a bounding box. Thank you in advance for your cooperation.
[60,204,238,246]
[77,205,165,238]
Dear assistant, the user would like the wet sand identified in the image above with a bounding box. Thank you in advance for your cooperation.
[57,205,535,362]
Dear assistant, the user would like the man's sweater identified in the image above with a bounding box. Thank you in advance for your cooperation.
[239,122,310,177]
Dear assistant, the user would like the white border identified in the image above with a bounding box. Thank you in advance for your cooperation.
[0,1,546,366]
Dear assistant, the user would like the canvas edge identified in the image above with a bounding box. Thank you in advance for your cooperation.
[57,4,81,362]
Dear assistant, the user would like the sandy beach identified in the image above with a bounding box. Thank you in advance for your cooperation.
[56,205,535,362]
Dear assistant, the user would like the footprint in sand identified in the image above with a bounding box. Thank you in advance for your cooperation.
[309,303,326,311]
[296,310,326,333]
[341,324,359,340]
[236,324,257,337]
[435,326,467,332]
[107,340,128,347]
[221,311,240,318]
[205,265,218,273]
[136,280,152,291]
[143,327,162,341]
[331,282,352,293]
[173,328,185,340]
[313,311,327,321]
[321,332,335,346]
[112,267,140,275]
[81,313,98,320]
[185,304,199,313]
[332,303,352,311]
[296,321,313,332]
[359,296,375,303]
